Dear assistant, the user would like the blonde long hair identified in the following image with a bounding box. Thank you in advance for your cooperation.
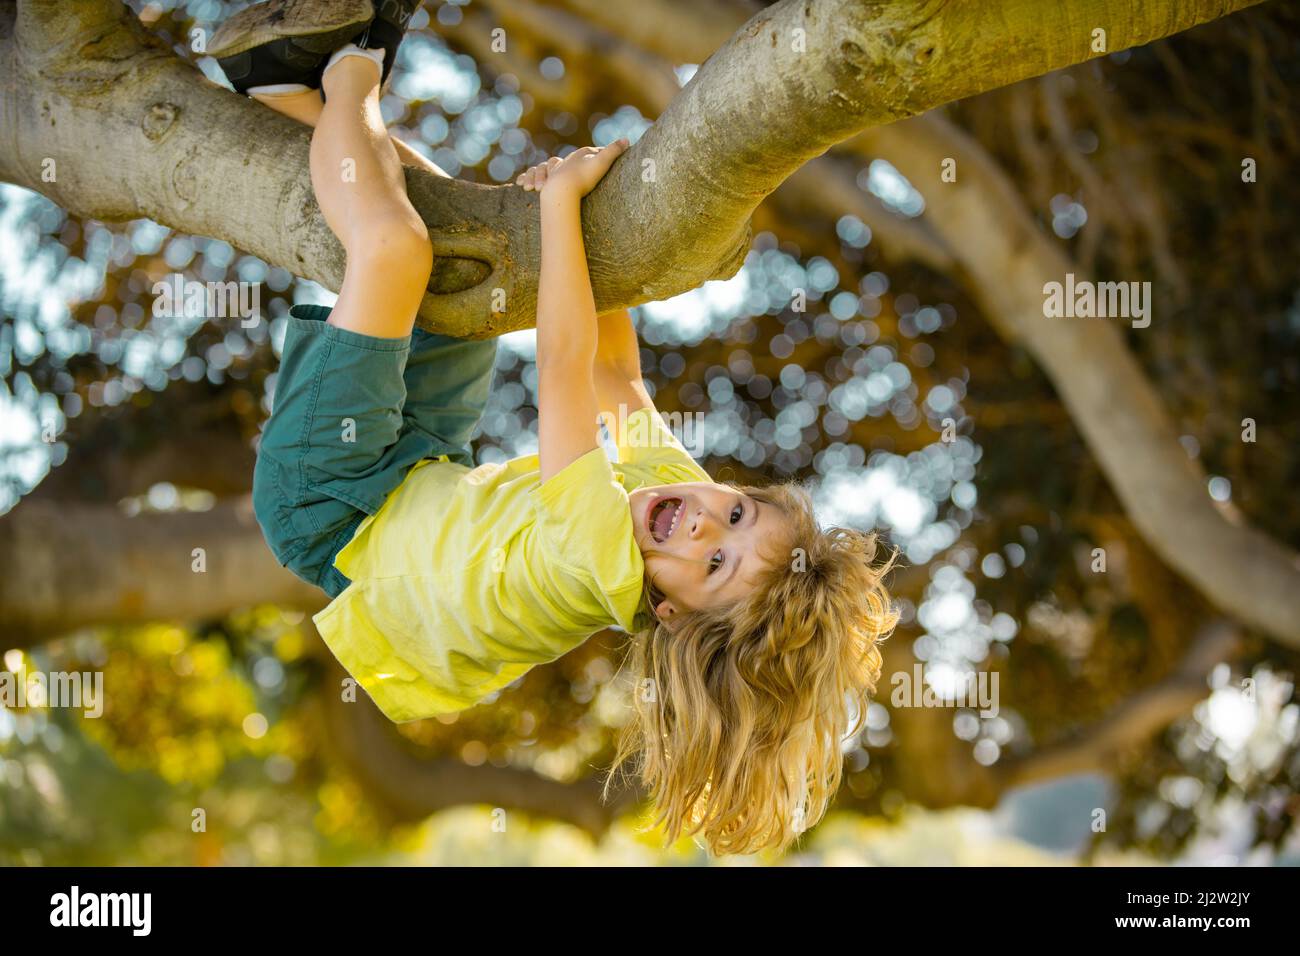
[605,482,899,856]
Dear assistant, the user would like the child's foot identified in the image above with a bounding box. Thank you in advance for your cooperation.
[209,0,376,95]
[352,0,424,87]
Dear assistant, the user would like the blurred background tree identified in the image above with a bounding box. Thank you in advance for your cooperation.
[0,0,1297,865]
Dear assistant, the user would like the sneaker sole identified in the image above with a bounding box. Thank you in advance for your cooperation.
[208,0,376,60]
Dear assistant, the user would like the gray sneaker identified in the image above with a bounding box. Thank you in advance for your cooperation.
[209,0,376,94]
[353,0,423,86]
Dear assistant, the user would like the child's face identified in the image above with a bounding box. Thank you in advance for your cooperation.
[628,482,788,620]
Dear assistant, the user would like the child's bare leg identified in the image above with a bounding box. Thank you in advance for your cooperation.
[251,88,325,127]
[310,55,431,338]
[253,88,451,179]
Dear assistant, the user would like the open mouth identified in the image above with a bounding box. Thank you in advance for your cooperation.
[647,496,684,544]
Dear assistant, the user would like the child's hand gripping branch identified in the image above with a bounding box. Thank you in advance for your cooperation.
[515,142,630,199]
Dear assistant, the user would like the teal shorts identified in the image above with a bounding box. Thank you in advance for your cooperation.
[252,304,498,598]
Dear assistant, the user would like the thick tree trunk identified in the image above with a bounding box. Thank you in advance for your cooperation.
[0,0,1263,337]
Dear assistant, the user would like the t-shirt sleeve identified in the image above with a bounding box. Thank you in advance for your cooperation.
[528,447,645,602]
[613,406,711,483]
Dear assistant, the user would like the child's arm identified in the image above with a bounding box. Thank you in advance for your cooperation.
[517,140,629,482]
[594,308,657,419]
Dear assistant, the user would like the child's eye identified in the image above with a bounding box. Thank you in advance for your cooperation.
[708,551,723,575]
[730,504,743,525]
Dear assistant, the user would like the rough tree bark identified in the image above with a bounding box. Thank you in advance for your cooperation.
[0,0,1264,337]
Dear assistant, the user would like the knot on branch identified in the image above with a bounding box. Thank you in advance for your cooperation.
[142,102,179,142]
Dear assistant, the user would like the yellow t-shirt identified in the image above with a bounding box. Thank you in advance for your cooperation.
[312,407,710,722]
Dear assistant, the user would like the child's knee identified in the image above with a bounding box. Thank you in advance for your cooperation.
[351,213,433,287]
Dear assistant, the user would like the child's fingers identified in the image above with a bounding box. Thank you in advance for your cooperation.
[589,138,630,174]
[516,164,547,190]
[516,141,627,192]
[593,139,629,162]
[516,157,569,191]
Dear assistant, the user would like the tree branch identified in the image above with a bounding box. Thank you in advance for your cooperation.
[454,0,958,272]
[848,112,1300,647]
[0,495,322,642]
[28,392,256,503]
[0,0,1263,337]
[313,659,639,837]
[995,621,1241,789]
[855,619,1241,812]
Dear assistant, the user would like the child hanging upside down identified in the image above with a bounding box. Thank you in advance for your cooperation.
[210,0,898,855]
